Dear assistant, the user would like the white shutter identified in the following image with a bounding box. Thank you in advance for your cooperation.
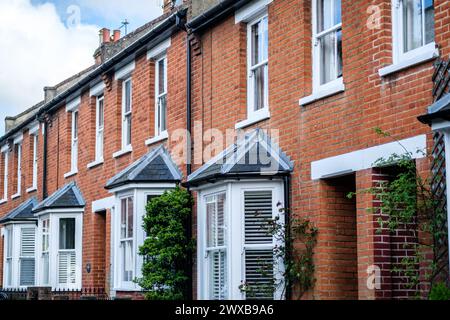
[206,193,228,300]
[59,251,76,284]
[244,191,274,300]
[20,228,36,286]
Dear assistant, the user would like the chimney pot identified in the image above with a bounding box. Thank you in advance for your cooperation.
[99,28,111,45]
[113,30,121,42]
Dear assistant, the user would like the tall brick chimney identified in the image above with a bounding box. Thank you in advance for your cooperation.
[113,30,121,42]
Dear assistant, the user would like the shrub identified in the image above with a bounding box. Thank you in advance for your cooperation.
[137,186,194,300]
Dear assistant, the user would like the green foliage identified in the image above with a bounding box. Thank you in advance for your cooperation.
[429,282,450,300]
[348,127,449,298]
[239,205,318,299]
[137,186,194,300]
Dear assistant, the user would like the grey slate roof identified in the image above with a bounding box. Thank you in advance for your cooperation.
[105,145,183,190]
[0,197,38,224]
[418,93,450,124]
[33,182,85,213]
[186,129,293,186]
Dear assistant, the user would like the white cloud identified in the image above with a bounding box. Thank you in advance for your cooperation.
[0,0,99,134]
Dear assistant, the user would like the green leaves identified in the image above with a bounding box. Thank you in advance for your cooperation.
[137,186,194,300]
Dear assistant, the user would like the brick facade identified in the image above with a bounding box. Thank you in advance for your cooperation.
[0,0,449,299]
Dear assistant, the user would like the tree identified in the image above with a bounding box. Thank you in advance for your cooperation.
[137,186,194,300]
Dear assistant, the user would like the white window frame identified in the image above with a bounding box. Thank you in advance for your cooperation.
[40,217,50,286]
[197,181,285,300]
[96,95,105,162]
[392,0,435,64]
[155,55,168,139]
[27,133,38,193]
[246,13,270,126]
[35,211,83,290]
[12,142,22,199]
[1,149,8,203]
[122,78,132,150]
[2,223,37,289]
[110,185,175,292]
[65,109,79,178]
[312,0,343,91]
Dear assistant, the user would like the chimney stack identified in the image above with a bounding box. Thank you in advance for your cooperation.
[44,86,57,103]
[99,28,111,45]
[113,30,121,42]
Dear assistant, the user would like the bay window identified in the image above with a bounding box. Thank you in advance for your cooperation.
[314,0,342,88]
[2,224,37,288]
[155,56,167,138]
[247,14,269,120]
[198,182,285,300]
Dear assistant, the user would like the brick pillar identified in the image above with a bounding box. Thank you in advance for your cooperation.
[105,209,112,295]
[356,168,393,300]
[0,234,3,287]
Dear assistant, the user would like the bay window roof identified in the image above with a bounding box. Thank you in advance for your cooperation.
[0,197,38,224]
[105,145,182,190]
[186,129,293,187]
[33,182,85,213]
[418,93,450,125]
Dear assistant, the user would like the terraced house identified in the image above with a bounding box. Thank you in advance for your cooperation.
[0,0,449,300]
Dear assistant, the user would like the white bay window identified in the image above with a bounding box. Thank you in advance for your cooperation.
[197,182,285,300]
[2,224,37,289]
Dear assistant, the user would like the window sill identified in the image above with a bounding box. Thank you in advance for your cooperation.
[87,159,104,169]
[64,170,78,179]
[299,80,345,106]
[113,146,133,159]
[145,131,169,146]
[11,193,21,200]
[378,45,439,77]
[26,186,37,194]
[235,110,270,129]
[0,199,7,205]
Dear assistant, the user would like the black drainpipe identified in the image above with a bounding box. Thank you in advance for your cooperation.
[177,12,193,300]
[283,175,292,300]
[42,117,49,199]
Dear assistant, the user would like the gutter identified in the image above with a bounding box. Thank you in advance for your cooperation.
[0,9,187,145]
[186,0,253,33]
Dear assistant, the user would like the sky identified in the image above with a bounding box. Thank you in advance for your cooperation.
[0,0,163,134]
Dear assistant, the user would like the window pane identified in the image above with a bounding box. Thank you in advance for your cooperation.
[158,59,166,94]
[20,258,35,286]
[425,0,434,44]
[209,250,227,300]
[59,218,75,250]
[253,65,267,111]
[98,98,104,128]
[320,32,336,85]
[127,197,134,238]
[337,29,343,78]
[126,115,132,145]
[403,0,424,52]
[251,22,260,66]
[122,240,133,282]
[334,0,341,25]
[73,112,78,139]
[6,228,12,257]
[125,80,132,113]
[318,0,333,32]
[121,198,127,239]
[158,95,167,133]
[206,194,226,248]
[42,252,50,285]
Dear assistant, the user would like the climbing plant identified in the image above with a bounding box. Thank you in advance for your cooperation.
[348,128,449,298]
[239,203,318,300]
[137,186,194,300]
